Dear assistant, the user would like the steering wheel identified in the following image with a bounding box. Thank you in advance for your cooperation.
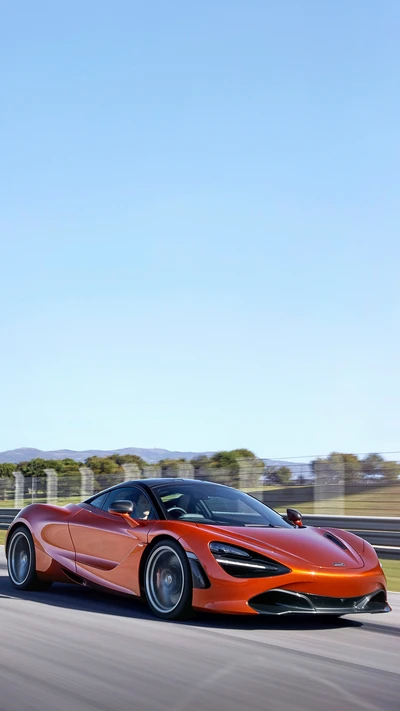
[167,507,187,519]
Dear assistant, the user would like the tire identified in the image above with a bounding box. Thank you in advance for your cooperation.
[7,526,52,591]
[144,539,193,620]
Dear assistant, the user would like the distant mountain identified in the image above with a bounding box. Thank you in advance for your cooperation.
[0,446,215,465]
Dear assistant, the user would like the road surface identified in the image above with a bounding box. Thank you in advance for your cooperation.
[0,547,399,711]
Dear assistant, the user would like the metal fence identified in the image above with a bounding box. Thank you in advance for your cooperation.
[0,454,399,517]
[259,454,400,516]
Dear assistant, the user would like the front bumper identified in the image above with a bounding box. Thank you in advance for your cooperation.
[248,588,391,615]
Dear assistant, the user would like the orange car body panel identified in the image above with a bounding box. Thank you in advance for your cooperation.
[6,502,387,615]
[148,521,386,613]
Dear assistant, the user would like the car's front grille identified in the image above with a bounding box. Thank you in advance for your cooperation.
[248,588,390,615]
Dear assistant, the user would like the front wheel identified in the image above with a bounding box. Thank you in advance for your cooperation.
[7,526,52,591]
[144,540,193,620]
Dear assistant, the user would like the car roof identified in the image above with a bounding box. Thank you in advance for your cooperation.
[123,478,218,487]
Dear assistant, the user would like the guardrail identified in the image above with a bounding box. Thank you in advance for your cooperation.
[0,509,19,530]
[1,509,400,558]
[298,514,400,559]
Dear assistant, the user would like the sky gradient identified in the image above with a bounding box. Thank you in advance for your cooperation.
[1,1,399,459]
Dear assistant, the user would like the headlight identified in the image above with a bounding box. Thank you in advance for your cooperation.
[209,542,252,559]
[209,541,291,578]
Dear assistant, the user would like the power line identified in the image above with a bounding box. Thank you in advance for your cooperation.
[263,451,400,461]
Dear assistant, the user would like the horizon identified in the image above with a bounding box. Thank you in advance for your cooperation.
[1,444,400,466]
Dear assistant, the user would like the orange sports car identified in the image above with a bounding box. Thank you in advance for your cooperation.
[5,478,390,620]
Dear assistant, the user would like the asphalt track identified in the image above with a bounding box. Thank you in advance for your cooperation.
[0,547,399,711]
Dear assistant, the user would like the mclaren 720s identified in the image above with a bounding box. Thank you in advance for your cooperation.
[5,478,390,620]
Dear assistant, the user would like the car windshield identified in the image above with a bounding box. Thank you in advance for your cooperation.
[152,481,291,527]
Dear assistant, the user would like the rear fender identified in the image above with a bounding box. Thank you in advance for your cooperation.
[5,504,77,578]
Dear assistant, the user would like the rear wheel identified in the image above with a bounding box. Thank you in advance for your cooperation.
[144,540,193,620]
[7,527,52,591]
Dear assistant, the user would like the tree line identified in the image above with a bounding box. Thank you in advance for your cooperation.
[0,449,399,490]
[0,449,258,477]
[0,449,264,493]
[311,452,400,484]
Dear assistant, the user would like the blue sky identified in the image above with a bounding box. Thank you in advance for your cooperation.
[1,1,399,459]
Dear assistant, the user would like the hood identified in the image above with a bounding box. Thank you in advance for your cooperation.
[198,524,364,570]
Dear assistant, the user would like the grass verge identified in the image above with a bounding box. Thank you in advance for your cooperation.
[381,558,400,593]
[248,483,400,516]
[303,484,400,516]
[0,496,82,508]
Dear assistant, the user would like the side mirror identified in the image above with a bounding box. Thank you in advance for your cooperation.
[287,508,304,528]
[108,500,134,516]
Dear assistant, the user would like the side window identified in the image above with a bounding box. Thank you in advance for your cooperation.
[104,487,157,521]
[88,492,109,509]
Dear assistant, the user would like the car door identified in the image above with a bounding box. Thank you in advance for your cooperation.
[69,486,157,595]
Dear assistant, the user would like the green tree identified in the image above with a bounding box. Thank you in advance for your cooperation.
[108,453,145,469]
[312,452,361,485]
[191,454,211,470]
[53,458,80,473]
[264,466,292,485]
[85,456,120,474]
[85,455,122,490]
[382,460,400,482]
[341,453,362,484]
[18,458,48,477]
[275,466,292,485]
[362,453,384,477]
[192,450,264,487]
[52,459,81,497]
[210,451,240,470]
[230,449,256,460]
[0,463,16,478]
